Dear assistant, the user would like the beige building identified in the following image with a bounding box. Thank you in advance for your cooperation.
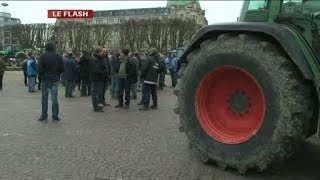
[56,0,207,50]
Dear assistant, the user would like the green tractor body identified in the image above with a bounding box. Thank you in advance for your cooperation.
[176,0,320,173]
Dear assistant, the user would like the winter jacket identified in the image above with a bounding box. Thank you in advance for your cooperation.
[127,57,138,84]
[118,56,138,84]
[102,56,111,78]
[110,54,120,76]
[141,53,160,85]
[78,56,91,80]
[64,58,78,81]
[21,59,28,73]
[0,59,6,75]
[38,42,65,82]
[27,59,38,77]
[89,53,109,81]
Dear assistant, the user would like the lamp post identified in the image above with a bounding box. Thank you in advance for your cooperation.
[1,3,8,12]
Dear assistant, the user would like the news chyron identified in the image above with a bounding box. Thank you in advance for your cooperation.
[48,10,94,19]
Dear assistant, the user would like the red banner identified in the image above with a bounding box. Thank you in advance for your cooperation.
[48,10,94,19]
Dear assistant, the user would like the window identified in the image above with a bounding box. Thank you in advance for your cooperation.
[282,0,303,14]
[248,0,268,10]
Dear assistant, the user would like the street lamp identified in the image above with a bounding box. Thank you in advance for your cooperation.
[1,3,8,12]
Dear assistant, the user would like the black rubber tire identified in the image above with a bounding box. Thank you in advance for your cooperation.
[175,33,314,173]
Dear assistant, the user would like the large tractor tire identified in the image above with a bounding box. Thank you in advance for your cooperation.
[175,34,314,173]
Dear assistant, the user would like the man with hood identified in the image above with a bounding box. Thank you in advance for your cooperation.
[38,42,65,121]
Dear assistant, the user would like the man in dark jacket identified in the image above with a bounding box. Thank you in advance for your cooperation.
[110,50,121,99]
[90,46,109,112]
[139,48,160,110]
[21,56,28,86]
[130,51,139,99]
[79,50,91,96]
[38,42,65,121]
[115,49,137,109]
[158,53,166,90]
[0,57,6,91]
[64,52,78,98]
[101,47,111,106]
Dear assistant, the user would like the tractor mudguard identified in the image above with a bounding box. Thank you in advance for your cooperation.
[180,22,316,80]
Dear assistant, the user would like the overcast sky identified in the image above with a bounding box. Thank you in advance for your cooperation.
[0,1,244,24]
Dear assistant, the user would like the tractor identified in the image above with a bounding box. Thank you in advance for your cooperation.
[174,0,320,173]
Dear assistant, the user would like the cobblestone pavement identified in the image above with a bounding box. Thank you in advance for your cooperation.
[0,71,319,180]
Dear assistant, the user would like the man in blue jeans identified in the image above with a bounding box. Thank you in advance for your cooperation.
[38,42,65,121]
[115,49,137,109]
[110,51,121,99]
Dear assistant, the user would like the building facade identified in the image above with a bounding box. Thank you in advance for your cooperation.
[56,0,207,51]
[0,12,21,51]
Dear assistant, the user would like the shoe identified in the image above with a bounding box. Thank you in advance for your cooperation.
[150,105,158,110]
[115,104,123,108]
[52,117,61,121]
[124,105,129,109]
[38,116,47,121]
[137,102,144,105]
[98,103,104,108]
[94,108,104,112]
[103,103,111,106]
[139,106,149,111]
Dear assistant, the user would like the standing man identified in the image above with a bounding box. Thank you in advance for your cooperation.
[139,48,160,110]
[27,54,38,92]
[33,54,42,90]
[158,53,166,90]
[90,46,109,112]
[115,49,137,109]
[0,57,6,91]
[21,55,28,86]
[38,42,64,121]
[130,51,139,99]
[101,47,111,106]
[79,50,92,96]
[64,52,78,98]
[168,52,178,87]
[110,50,121,99]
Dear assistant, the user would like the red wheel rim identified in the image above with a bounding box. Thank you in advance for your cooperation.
[195,66,266,144]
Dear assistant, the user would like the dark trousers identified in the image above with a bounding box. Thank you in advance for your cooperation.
[38,76,41,90]
[158,72,165,89]
[23,72,28,86]
[118,78,130,106]
[65,80,75,97]
[143,83,157,107]
[170,69,177,87]
[99,81,108,104]
[81,79,92,96]
[0,73,3,90]
[92,81,105,110]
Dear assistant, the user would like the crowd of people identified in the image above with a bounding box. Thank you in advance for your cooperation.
[1,42,180,120]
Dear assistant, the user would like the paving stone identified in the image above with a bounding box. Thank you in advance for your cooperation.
[0,72,319,179]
